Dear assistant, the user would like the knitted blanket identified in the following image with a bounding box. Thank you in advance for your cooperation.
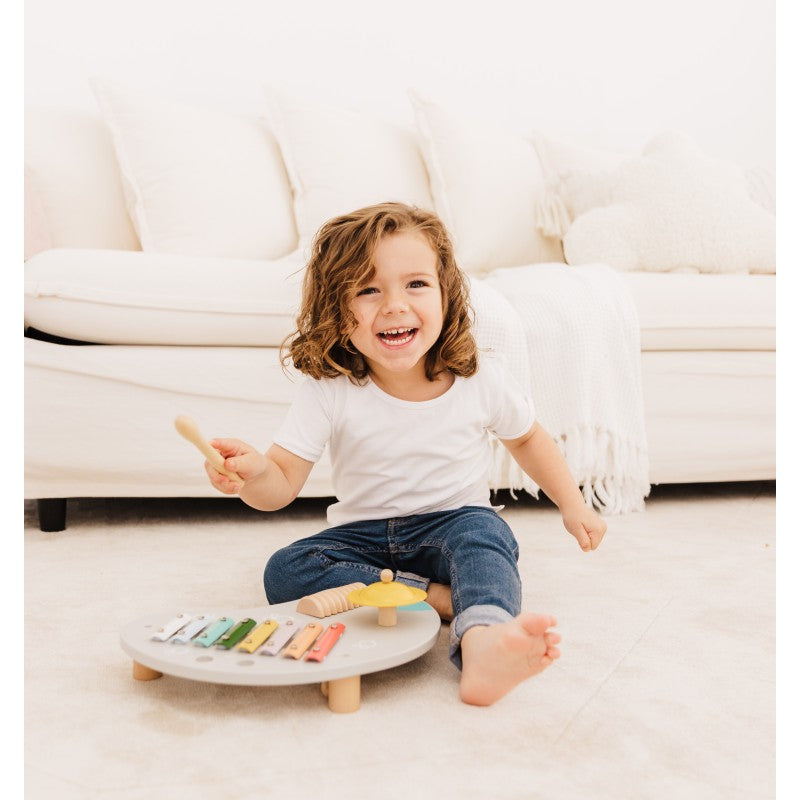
[469,263,650,515]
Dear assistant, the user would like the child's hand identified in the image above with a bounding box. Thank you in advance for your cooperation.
[561,503,608,552]
[205,438,268,494]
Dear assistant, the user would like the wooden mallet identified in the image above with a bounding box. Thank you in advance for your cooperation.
[174,415,242,485]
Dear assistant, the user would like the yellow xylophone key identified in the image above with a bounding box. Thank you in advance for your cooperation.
[237,619,279,653]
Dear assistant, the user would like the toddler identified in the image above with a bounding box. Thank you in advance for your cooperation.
[205,202,607,706]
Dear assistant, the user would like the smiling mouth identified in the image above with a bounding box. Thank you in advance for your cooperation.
[377,327,418,346]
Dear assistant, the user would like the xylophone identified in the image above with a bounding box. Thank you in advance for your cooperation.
[120,580,440,713]
[166,415,441,712]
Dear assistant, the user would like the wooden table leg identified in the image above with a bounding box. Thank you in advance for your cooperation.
[325,675,360,713]
[133,661,163,681]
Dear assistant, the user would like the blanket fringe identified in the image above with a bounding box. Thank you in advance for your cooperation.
[491,427,650,516]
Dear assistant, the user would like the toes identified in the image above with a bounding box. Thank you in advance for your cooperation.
[545,632,561,646]
[518,613,558,637]
[540,647,560,665]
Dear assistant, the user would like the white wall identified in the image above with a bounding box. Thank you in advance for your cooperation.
[25,0,775,170]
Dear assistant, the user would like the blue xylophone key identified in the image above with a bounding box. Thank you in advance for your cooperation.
[193,616,236,647]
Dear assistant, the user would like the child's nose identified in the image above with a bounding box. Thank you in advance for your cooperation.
[381,290,409,314]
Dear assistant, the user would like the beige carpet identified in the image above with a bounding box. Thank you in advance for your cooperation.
[24,483,775,800]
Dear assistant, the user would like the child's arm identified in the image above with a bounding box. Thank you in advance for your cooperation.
[501,422,608,551]
[206,438,314,512]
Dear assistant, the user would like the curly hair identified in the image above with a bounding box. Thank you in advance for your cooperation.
[282,202,478,383]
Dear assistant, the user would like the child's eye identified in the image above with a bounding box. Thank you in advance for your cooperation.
[408,280,429,288]
[356,287,378,296]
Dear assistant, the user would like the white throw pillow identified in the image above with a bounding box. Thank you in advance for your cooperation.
[562,132,776,274]
[24,165,53,261]
[264,88,433,246]
[530,133,629,238]
[409,92,563,276]
[25,107,141,252]
[91,79,298,259]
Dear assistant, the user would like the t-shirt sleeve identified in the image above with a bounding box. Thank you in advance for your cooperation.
[272,378,333,462]
[483,356,536,440]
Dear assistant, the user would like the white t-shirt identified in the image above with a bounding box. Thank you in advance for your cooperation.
[273,355,535,526]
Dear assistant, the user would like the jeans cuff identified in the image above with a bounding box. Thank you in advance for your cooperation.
[394,570,430,591]
[448,604,514,671]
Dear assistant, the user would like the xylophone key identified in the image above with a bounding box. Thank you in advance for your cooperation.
[193,616,236,647]
[215,618,257,650]
[305,622,346,662]
[283,622,324,659]
[151,612,192,642]
[260,619,300,656]
[170,613,213,644]
[237,619,279,653]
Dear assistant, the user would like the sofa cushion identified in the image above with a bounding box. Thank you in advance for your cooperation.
[24,249,305,346]
[91,79,298,260]
[24,251,774,352]
[410,92,564,276]
[622,271,775,351]
[264,88,433,247]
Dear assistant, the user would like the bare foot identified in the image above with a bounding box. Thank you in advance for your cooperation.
[425,582,454,622]
[459,613,560,706]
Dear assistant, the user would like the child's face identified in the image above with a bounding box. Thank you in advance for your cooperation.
[348,231,444,381]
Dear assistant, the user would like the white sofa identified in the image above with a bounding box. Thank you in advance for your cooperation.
[23,84,776,531]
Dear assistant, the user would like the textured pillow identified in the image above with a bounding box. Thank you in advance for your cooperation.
[562,132,776,274]
[530,133,629,238]
[264,88,433,246]
[91,78,298,259]
[744,166,776,216]
[410,92,563,276]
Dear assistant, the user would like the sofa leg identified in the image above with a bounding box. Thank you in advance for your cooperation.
[37,498,67,532]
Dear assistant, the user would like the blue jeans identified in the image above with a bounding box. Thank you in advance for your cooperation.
[263,506,521,669]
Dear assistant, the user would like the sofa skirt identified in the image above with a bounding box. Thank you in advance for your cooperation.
[24,338,775,501]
